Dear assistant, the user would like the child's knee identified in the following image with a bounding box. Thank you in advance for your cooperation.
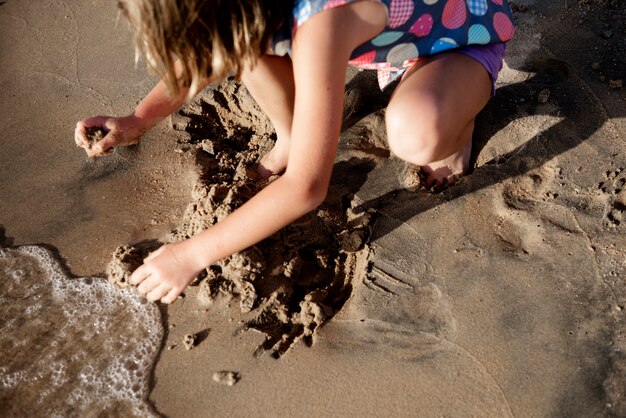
[385,103,448,166]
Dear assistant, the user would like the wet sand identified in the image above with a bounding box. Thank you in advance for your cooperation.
[1,0,625,416]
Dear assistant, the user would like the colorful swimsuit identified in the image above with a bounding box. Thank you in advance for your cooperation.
[272,0,515,89]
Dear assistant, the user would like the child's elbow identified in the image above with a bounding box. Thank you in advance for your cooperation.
[293,179,328,212]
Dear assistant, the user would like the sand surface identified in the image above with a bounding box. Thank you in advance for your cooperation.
[1,0,625,416]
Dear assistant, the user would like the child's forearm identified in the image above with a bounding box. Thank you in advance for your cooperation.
[130,81,185,128]
[131,62,211,130]
[179,172,326,270]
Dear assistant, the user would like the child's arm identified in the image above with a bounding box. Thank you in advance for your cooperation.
[75,61,211,156]
[130,1,387,304]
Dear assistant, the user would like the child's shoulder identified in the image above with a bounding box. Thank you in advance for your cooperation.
[271,0,387,55]
[292,0,386,29]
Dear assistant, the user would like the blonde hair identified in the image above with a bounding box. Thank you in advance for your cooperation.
[118,0,291,101]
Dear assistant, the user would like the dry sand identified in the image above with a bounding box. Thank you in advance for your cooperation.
[1,0,625,416]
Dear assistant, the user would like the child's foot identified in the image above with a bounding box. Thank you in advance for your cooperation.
[399,137,472,192]
[421,136,472,190]
[257,137,290,179]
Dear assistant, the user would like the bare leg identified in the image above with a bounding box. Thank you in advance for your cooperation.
[385,52,492,189]
[241,55,295,178]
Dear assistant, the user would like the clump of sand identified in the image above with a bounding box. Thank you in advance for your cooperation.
[182,334,196,350]
[106,245,144,288]
[85,127,106,147]
[212,371,240,386]
[106,241,162,289]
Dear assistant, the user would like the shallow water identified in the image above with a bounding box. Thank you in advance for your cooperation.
[0,246,163,416]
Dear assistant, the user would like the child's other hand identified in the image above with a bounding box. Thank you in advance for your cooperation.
[74,115,145,157]
[129,243,205,304]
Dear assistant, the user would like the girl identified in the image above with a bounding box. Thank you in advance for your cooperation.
[75,0,514,304]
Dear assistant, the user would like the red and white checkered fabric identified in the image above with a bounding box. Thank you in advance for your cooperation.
[388,0,415,29]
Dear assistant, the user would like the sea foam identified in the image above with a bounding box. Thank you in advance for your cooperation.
[0,246,163,416]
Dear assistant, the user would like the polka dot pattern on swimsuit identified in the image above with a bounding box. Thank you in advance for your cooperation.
[271,0,515,88]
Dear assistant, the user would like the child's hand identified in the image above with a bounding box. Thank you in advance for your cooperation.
[74,115,145,157]
[129,243,205,304]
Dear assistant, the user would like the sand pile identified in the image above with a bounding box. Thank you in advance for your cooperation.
[107,80,374,357]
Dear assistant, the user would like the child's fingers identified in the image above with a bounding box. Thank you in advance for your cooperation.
[144,246,166,262]
[74,124,89,148]
[87,136,114,156]
[81,116,110,128]
[93,135,118,155]
[75,117,113,153]
[88,139,118,157]
[130,264,150,286]
[146,284,170,303]
[87,143,114,157]
[74,135,84,148]
[161,288,180,305]
[137,274,160,294]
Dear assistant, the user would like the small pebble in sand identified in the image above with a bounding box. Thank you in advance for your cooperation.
[591,62,601,70]
[609,79,623,90]
[338,228,367,252]
[537,89,551,104]
[212,371,240,386]
[283,257,302,278]
[182,334,196,350]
